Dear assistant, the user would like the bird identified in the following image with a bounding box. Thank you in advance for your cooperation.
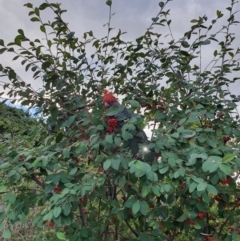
[102,90,152,158]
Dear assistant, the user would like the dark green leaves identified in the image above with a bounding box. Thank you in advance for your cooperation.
[61,115,76,127]
[30,17,40,22]
[0,48,7,54]
[0,39,4,46]
[56,232,66,240]
[105,105,124,116]
[53,206,62,218]
[62,202,71,216]
[103,160,111,170]
[106,0,112,6]
[129,160,151,178]
[2,230,11,239]
[39,3,49,10]
[176,212,188,222]
[132,201,140,214]
[105,134,113,143]
[24,3,33,8]
[152,17,159,22]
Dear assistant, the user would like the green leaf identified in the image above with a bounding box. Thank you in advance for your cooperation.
[61,115,76,127]
[0,162,9,169]
[152,185,160,196]
[39,3,49,10]
[176,212,188,222]
[56,132,64,143]
[62,202,71,216]
[129,100,139,108]
[142,185,151,197]
[202,39,211,45]
[188,210,198,219]
[111,158,121,170]
[140,201,149,216]
[0,48,7,54]
[179,118,187,125]
[181,129,196,138]
[122,131,133,141]
[189,182,197,193]
[197,182,207,191]
[8,211,16,220]
[106,134,113,144]
[3,229,11,239]
[69,167,77,176]
[24,3,33,8]
[207,184,218,195]
[0,185,7,193]
[146,171,158,182]
[31,17,40,22]
[114,136,121,146]
[208,161,219,173]
[152,17,159,22]
[106,0,112,6]
[105,105,124,116]
[222,153,235,163]
[53,207,62,218]
[159,2,164,8]
[56,232,66,240]
[5,193,16,204]
[103,160,111,170]
[0,39,4,46]
[219,163,231,175]
[0,223,4,231]
[76,143,86,155]
[124,198,136,208]
[118,176,126,189]
[7,170,17,177]
[18,29,24,36]
[63,146,71,158]
[159,166,169,174]
[132,201,140,214]
[32,158,40,167]
[43,212,53,221]
[40,25,46,33]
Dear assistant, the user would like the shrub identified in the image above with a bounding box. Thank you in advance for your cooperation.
[1,1,240,240]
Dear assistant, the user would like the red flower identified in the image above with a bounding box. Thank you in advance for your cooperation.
[203,236,215,241]
[46,220,54,228]
[54,186,62,193]
[220,177,231,185]
[106,127,114,133]
[197,212,206,219]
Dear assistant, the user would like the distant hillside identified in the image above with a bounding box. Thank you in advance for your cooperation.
[0,101,39,134]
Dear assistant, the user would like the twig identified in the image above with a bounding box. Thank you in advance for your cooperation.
[124,220,139,237]
[78,203,87,227]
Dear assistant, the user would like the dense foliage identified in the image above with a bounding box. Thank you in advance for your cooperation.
[1,0,240,240]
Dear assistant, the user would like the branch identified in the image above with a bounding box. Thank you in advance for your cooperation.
[78,203,87,227]
[218,206,236,236]
[23,174,45,188]
[124,220,139,237]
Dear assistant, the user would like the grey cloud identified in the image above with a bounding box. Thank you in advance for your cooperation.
[0,0,239,94]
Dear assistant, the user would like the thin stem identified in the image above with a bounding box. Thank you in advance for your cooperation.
[78,203,87,227]
[125,220,139,237]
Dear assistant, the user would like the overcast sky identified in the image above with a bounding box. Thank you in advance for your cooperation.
[0,0,240,98]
